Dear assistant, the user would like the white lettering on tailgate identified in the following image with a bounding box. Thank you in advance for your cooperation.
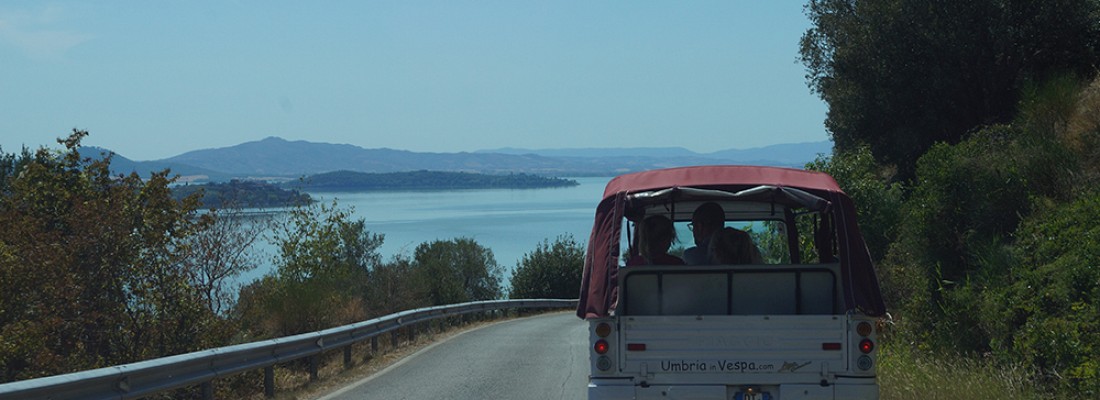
[659,360,777,373]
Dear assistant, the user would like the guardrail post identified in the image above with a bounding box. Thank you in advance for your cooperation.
[344,346,352,369]
[391,330,398,348]
[309,355,319,382]
[264,366,275,398]
[201,381,214,400]
[371,336,378,354]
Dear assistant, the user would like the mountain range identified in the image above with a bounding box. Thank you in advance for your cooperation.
[86,137,832,182]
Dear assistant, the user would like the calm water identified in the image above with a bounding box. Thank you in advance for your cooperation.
[238,177,610,283]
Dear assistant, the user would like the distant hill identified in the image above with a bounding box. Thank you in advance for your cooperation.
[92,137,833,182]
[162,137,566,177]
[79,147,231,182]
[480,141,832,165]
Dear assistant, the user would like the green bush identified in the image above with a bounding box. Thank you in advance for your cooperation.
[990,193,1100,395]
[884,123,1077,351]
[411,238,503,305]
[237,201,382,337]
[509,235,585,299]
[806,146,904,264]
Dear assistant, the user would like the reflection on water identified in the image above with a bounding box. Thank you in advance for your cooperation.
[236,177,609,284]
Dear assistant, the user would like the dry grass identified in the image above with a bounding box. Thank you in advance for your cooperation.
[878,343,1043,400]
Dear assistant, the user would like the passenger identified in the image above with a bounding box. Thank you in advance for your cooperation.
[683,202,724,265]
[626,215,685,266]
[708,227,762,264]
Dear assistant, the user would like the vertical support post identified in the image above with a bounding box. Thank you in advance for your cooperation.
[344,346,353,369]
[309,355,319,382]
[371,336,379,354]
[391,330,398,348]
[201,381,213,400]
[264,366,275,398]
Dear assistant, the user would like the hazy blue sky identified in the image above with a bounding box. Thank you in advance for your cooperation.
[1,1,828,161]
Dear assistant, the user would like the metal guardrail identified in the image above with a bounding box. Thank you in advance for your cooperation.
[0,299,577,400]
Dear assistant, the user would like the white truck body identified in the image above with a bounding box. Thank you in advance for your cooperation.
[588,264,879,399]
[577,166,886,400]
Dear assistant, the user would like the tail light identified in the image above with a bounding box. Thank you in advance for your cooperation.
[858,339,874,354]
[854,320,876,372]
[591,320,616,373]
[594,339,610,354]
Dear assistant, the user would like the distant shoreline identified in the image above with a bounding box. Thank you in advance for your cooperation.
[286,170,580,192]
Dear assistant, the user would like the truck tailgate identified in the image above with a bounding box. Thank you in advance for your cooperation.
[619,315,846,384]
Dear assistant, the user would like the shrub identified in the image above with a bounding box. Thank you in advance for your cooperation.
[237,201,382,337]
[509,235,585,299]
[411,238,503,305]
[990,193,1100,395]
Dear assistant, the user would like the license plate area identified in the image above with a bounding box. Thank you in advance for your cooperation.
[733,386,772,400]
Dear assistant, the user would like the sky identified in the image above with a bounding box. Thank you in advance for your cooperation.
[1,1,829,161]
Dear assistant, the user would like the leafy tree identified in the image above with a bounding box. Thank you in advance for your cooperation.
[806,146,904,264]
[509,235,585,299]
[411,238,503,305]
[0,131,223,381]
[800,0,1100,179]
[366,254,426,315]
[182,206,271,315]
[237,201,383,337]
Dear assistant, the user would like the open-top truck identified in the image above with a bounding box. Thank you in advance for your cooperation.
[577,166,887,400]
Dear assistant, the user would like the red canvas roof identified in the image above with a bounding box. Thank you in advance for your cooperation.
[601,165,843,200]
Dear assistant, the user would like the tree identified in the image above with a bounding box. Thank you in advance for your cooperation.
[509,235,585,299]
[805,146,903,264]
[411,238,503,305]
[0,131,222,381]
[237,201,383,337]
[800,0,1100,179]
[182,205,271,315]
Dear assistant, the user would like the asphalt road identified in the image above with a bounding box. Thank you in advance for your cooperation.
[320,312,589,400]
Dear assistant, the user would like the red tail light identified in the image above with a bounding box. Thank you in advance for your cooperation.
[859,339,874,354]
[594,339,609,354]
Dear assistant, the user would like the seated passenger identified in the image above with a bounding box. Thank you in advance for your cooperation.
[626,215,685,266]
[709,227,764,264]
[683,202,724,265]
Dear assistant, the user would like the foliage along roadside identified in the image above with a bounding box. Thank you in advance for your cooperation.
[800,1,1100,395]
[806,75,1100,397]
[0,134,579,396]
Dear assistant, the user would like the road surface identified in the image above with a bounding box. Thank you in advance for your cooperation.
[320,311,589,400]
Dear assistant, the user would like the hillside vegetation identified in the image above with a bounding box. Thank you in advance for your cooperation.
[801,0,1100,396]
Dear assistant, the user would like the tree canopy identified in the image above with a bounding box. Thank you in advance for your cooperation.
[0,131,226,381]
[800,0,1100,179]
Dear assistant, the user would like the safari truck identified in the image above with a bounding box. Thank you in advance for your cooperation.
[577,166,887,400]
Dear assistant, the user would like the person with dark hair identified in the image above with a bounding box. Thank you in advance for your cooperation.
[626,215,684,266]
[683,202,724,264]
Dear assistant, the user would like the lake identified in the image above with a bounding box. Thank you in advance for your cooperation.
[238,176,611,283]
